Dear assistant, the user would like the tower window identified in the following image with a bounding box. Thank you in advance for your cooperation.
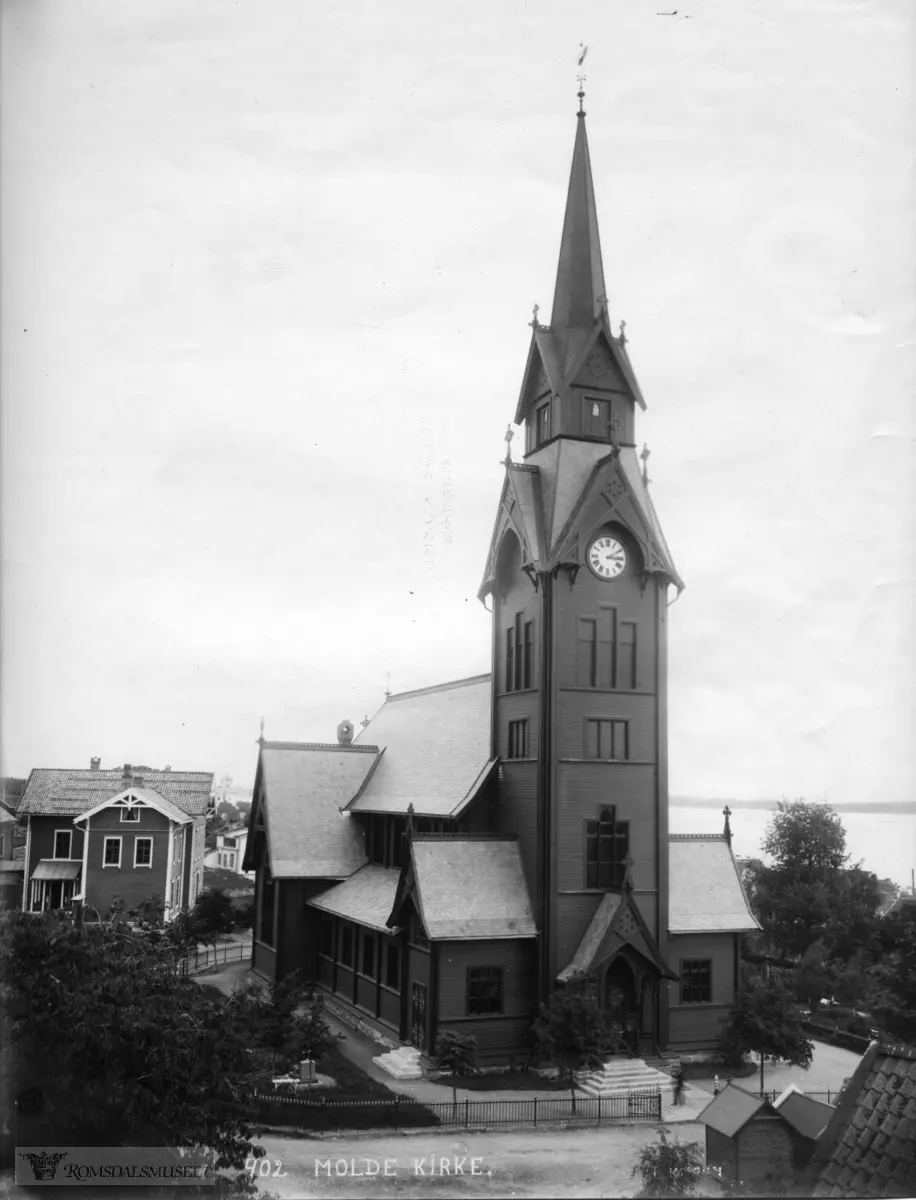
[467,967,504,1015]
[681,959,712,1004]
[536,401,551,447]
[523,621,533,688]
[507,720,529,759]
[585,807,629,889]
[578,608,638,690]
[506,613,532,691]
[619,621,637,689]
[585,397,610,439]
[577,619,597,687]
[585,718,628,760]
[505,626,515,692]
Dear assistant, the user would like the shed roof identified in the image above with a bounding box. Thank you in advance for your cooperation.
[698,1082,768,1138]
[406,836,537,940]
[668,835,760,934]
[31,860,82,881]
[809,1041,916,1198]
[348,676,495,818]
[19,769,213,817]
[309,865,402,933]
[255,743,375,878]
[774,1085,834,1141]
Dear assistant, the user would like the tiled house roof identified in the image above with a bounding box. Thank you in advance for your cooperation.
[309,865,401,932]
[347,676,495,818]
[809,1041,916,1198]
[406,836,537,939]
[668,835,760,934]
[254,743,376,878]
[19,769,213,818]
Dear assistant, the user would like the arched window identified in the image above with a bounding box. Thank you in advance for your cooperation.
[585,807,629,889]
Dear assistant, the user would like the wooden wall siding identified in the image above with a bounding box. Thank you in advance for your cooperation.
[79,807,173,914]
[706,1128,737,1178]
[379,988,400,1030]
[407,944,430,991]
[336,965,356,1003]
[499,692,539,760]
[27,816,85,873]
[555,557,658,690]
[436,1015,531,1061]
[436,939,536,1022]
[318,956,334,990]
[554,765,658,893]
[668,1003,729,1048]
[356,974,376,1013]
[253,941,276,980]
[737,1118,795,1183]
[493,763,537,896]
[557,693,657,761]
[551,889,662,983]
[666,933,736,1007]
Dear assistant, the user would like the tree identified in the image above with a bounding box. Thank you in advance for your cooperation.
[233,972,334,1076]
[632,1130,703,1197]
[192,888,236,941]
[0,909,263,1179]
[719,967,813,1093]
[531,973,620,1105]
[432,1030,479,1111]
[869,906,916,1039]
[762,801,847,874]
[791,939,834,1013]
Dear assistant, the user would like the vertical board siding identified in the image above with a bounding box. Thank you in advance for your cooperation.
[83,807,172,914]
[499,692,539,760]
[436,940,536,1021]
[493,763,537,896]
[557,693,657,761]
[666,931,736,1049]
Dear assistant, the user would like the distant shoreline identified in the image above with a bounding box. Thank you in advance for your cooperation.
[670,797,916,815]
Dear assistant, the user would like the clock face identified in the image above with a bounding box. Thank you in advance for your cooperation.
[588,535,627,580]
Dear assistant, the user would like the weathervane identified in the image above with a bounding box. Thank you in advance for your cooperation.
[723,805,733,846]
[502,424,515,467]
[530,302,540,328]
[577,44,588,114]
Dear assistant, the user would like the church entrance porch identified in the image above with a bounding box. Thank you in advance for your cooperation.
[603,953,658,1059]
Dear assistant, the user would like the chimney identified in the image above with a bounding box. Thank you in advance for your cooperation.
[90,757,101,771]
[121,763,132,780]
[337,719,354,746]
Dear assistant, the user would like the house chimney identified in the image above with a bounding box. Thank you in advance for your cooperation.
[337,720,354,746]
[90,757,101,771]
[121,763,132,780]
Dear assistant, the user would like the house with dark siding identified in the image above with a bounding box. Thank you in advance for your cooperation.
[243,94,759,1065]
[18,761,211,918]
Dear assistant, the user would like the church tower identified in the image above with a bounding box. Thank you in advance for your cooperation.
[480,89,684,1051]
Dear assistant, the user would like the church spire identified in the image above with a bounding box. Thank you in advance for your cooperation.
[549,90,607,337]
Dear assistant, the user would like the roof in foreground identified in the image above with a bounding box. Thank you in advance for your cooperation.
[668,835,760,934]
[348,676,495,818]
[410,836,537,940]
[697,1082,767,1138]
[309,865,401,933]
[257,742,375,878]
[19,769,214,818]
[810,1041,916,1198]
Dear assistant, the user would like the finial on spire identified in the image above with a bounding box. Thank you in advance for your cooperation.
[384,673,391,700]
[577,44,588,116]
[618,319,627,348]
[622,852,635,891]
[530,302,540,328]
[502,424,515,467]
[640,443,651,484]
[406,802,415,837]
[723,805,733,846]
[258,715,265,744]
[609,412,622,452]
[360,714,370,730]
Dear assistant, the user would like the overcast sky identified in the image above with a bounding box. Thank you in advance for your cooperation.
[2,3,914,852]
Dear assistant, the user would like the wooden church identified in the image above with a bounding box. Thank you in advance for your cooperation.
[243,92,758,1064]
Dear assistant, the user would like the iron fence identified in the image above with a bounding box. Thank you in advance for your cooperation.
[253,1089,662,1133]
[179,941,252,976]
[756,1089,839,1106]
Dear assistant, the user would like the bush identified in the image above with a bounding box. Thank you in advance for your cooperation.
[632,1131,704,1197]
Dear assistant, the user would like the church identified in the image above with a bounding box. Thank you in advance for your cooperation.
[242,92,758,1064]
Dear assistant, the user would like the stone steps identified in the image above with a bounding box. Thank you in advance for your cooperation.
[576,1057,670,1098]
[375,1044,425,1081]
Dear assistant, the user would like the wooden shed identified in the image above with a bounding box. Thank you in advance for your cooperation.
[699,1082,798,1186]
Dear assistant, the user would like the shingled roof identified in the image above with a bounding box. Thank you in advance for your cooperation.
[250,742,377,878]
[809,1041,916,1198]
[19,768,213,818]
[309,865,401,932]
[399,835,537,940]
[347,676,495,818]
[668,835,760,935]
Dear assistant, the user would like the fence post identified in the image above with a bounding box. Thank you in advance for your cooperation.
[598,1094,602,1126]
[465,1098,469,1129]
[533,1097,537,1128]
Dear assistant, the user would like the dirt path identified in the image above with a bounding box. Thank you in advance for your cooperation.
[250,1124,717,1199]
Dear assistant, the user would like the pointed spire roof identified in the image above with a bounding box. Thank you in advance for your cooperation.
[550,105,607,338]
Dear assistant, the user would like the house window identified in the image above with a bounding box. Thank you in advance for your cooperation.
[385,942,400,990]
[259,872,275,946]
[681,960,712,1004]
[134,837,153,868]
[585,718,629,760]
[577,619,597,687]
[361,931,376,979]
[53,830,72,860]
[103,837,121,868]
[507,720,528,759]
[320,917,335,958]
[466,967,504,1015]
[536,401,551,447]
[340,925,354,968]
[585,397,609,438]
[585,807,629,889]
[120,805,140,823]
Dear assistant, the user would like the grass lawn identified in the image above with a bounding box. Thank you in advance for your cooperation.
[426,1070,572,1093]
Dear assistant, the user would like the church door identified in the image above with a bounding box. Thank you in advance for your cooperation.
[411,983,428,1051]
[605,957,638,1054]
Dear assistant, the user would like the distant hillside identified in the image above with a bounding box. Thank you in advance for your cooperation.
[671,796,916,815]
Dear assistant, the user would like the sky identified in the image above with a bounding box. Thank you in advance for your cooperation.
[1,1,914,873]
